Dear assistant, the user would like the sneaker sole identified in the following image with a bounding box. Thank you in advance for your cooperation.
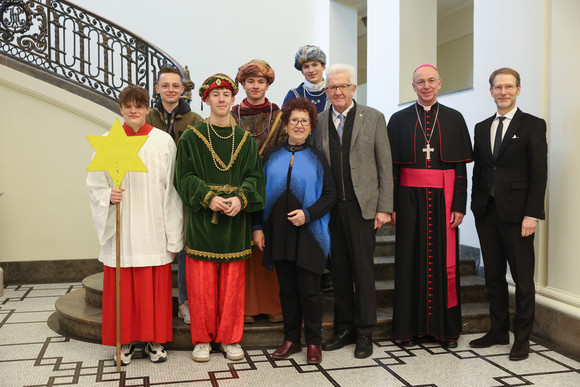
[224,353,244,361]
[114,346,135,366]
[192,355,210,362]
[145,346,167,363]
[220,348,244,361]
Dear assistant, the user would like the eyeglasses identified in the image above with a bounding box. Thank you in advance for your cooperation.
[289,118,311,126]
[159,83,182,90]
[492,85,517,93]
[326,84,352,92]
[414,79,438,87]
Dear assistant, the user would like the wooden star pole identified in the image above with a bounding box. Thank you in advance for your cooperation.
[87,119,148,371]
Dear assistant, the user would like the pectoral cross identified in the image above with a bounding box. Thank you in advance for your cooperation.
[423,143,434,160]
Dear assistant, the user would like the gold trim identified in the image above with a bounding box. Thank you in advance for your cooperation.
[192,128,250,171]
[208,184,238,194]
[238,189,248,209]
[185,246,252,260]
[201,191,214,208]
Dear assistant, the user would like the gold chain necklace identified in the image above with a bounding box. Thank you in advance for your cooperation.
[206,119,236,171]
[208,119,234,139]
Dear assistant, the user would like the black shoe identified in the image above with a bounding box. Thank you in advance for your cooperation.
[509,339,530,361]
[354,335,373,359]
[398,339,417,348]
[323,329,355,351]
[469,331,509,348]
[321,273,333,292]
[441,340,458,349]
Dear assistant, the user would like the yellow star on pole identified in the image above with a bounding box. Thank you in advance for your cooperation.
[87,119,148,188]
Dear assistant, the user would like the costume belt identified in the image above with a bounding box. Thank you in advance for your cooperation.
[400,168,458,308]
[206,184,246,224]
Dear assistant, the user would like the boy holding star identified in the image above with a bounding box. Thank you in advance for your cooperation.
[87,85,183,366]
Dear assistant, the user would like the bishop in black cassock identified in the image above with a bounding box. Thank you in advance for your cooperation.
[387,65,472,347]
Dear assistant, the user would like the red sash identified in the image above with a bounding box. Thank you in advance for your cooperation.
[400,168,458,308]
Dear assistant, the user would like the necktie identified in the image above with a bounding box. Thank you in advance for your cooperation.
[493,116,505,159]
[337,114,345,144]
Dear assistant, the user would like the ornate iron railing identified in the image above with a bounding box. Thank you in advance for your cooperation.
[0,0,193,108]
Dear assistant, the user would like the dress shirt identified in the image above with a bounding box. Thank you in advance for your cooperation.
[331,102,355,128]
[490,106,517,154]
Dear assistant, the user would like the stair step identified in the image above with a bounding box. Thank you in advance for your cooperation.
[83,272,103,307]
[373,235,395,257]
[371,275,487,307]
[373,256,477,280]
[84,271,485,311]
[52,288,491,349]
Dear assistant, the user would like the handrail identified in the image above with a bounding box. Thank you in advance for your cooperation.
[0,0,193,110]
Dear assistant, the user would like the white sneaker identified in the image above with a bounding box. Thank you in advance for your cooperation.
[178,301,191,324]
[144,342,167,363]
[192,343,211,362]
[220,343,244,361]
[113,343,136,366]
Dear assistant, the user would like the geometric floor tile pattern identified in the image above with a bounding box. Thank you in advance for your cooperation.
[1,283,579,387]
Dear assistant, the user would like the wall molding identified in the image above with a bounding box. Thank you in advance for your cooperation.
[0,61,116,129]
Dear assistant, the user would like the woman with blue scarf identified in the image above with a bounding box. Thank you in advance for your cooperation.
[253,98,336,364]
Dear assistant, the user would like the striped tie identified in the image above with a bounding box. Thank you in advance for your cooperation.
[337,113,345,144]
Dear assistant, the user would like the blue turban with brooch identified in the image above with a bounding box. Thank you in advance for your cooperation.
[294,45,326,71]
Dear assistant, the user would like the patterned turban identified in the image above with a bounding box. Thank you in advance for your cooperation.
[199,73,239,102]
[236,59,275,85]
[294,45,326,71]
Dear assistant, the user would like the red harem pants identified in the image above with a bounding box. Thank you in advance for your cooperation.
[102,264,173,346]
[187,257,245,345]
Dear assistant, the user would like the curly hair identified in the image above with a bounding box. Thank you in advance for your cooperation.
[118,85,149,108]
[280,98,318,129]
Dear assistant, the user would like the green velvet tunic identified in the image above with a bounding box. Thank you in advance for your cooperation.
[174,120,266,262]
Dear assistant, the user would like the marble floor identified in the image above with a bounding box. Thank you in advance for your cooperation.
[1,283,579,387]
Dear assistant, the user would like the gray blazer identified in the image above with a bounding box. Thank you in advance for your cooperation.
[312,103,394,220]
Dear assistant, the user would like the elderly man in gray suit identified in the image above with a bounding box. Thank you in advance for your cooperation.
[312,63,393,359]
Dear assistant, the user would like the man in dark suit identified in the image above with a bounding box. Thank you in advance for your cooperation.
[470,67,547,361]
[312,63,393,359]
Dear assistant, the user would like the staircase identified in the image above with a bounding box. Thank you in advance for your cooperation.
[0,0,192,112]
[51,226,491,349]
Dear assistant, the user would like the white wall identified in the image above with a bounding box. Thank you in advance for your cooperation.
[71,0,331,113]
[399,0,437,103]
[0,65,119,261]
[543,0,580,303]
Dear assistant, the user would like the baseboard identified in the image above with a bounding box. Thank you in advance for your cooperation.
[533,302,580,361]
[0,259,103,284]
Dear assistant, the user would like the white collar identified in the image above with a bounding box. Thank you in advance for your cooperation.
[304,79,325,92]
[332,101,355,118]
[496,106,518,119]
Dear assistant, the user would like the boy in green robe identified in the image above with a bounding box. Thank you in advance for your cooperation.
[174,73,266,363]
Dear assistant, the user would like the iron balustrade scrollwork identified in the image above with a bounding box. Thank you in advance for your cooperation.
[0,0,193,106]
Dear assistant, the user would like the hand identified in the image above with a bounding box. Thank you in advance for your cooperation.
[391,211,397,226]
[223,196,242,217]
[253,230,265,251]
[209,196,230,212]
[450,211,464,228]
[521,217,537,237]
[287,209,305,227]
[110,188,125,204]
[374,211,391,229]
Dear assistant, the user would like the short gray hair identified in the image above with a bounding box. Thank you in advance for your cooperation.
[325,64,356,86]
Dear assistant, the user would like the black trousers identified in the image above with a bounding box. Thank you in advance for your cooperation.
[475,199,536,340]
[329,200,377,336]
[275,261,323,345]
